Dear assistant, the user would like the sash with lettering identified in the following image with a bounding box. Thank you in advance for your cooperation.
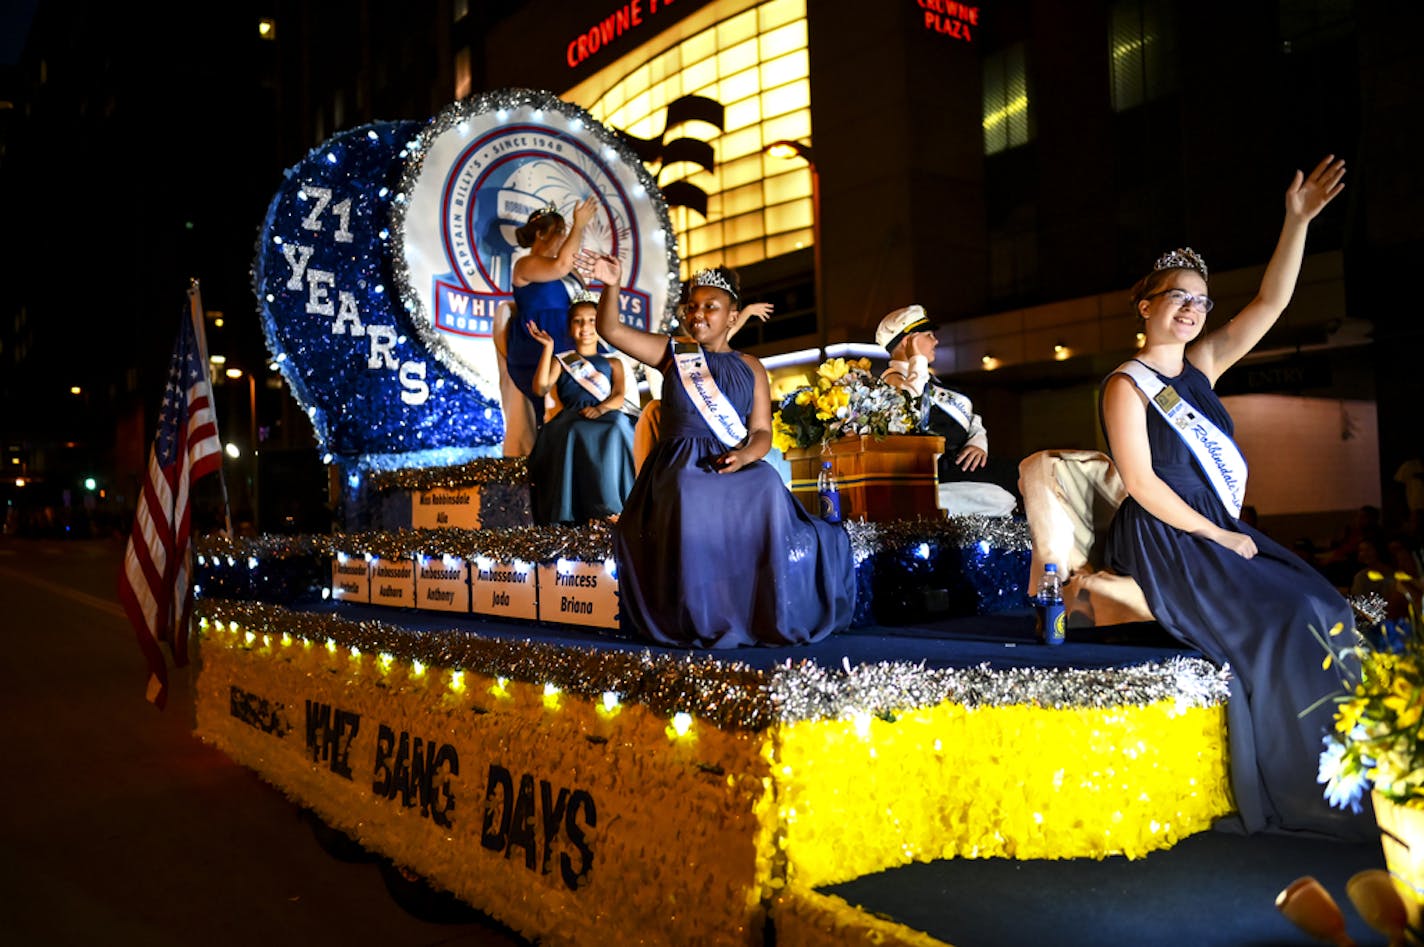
[924,380,975,434]
[556,350,612,402]
[671,339,747,449]
[1116,359,1248,518]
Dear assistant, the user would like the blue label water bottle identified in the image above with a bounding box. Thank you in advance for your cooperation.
[817,460,842,523]
[1036,563,1065,646]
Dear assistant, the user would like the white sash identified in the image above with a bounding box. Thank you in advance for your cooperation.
[925,383,975,432]
[1116,360,1248,517]
[556,350,612,402]
[671,340,747,449]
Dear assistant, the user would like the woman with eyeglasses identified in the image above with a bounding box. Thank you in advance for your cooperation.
[1100,156,1371,840]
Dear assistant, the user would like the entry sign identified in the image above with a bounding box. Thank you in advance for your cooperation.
[416,556,470,612]
[331,555,371,603]
[471,560,539,620]
[537,560,619,630]
[370,557,416,608]
[412,487,482,530]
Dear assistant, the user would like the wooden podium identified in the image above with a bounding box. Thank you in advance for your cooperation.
[785,434,944,522]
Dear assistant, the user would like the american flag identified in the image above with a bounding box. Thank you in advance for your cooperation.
[118,303,223,709]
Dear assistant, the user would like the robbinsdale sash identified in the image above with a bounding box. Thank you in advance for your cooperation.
[1116,359,1248,517]
[555,350,612,402]
[924,382,975,433]
[671,339,747,449]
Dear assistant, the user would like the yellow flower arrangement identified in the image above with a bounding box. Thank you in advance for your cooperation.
[1317,617,1424,811]
[772,357,918,452]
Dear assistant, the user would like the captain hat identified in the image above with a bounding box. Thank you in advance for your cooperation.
[875,305,938,353]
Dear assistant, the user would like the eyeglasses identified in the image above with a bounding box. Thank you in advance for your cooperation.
[1145,288,1214,314]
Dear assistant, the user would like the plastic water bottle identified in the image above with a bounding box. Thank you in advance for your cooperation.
[817,461,842,523]
[1036,563,1065,646]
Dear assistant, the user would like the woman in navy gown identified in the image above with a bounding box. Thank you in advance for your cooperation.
[577,251,855,647]
[526,295,637,524]
[1101,156,1371,840]
[507,196,597,418]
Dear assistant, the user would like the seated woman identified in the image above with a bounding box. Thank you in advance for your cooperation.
[1100,156,1371,840]
[526,293,637,524]
[577,250,855,648]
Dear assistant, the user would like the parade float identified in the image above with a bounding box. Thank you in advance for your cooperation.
[189,88,1234,946]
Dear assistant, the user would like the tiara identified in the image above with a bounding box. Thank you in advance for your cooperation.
[528,200,559,222]
[688,268,738,300]
[1153,247,1208,280]
[569,289,600,306]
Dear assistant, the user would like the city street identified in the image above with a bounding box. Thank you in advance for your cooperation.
[0,535,520,947]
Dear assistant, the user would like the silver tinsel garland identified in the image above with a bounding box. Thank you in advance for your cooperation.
[197,600,1229,733]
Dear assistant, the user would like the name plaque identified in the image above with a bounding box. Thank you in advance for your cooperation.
[536,560,620,630]
[370,557,416,608]
[471,560,539,621]
[415,556,471,612]
[331,556,371,603]
[412,487,482,530]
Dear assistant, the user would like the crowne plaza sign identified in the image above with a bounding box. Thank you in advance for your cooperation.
[917,0,979,42]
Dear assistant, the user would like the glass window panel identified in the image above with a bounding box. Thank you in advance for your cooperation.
[765,198,813,234]
[719,37,759,77]
[766,228,813,258]
[723,182,764,216]
[725,97,762,131]
[725,212,766,244]
[720,153,764,188]
[628,63,650,95]
[681,30,717,67]
[719,67,761,106]
[626,89,651,124]
[689,223,725,256]
[763,167,811,204]
[761,49,808,89]
[760,21,807,61]
[629,115,660,139]
[718,9,758,46]
[762,78,809,118]
[724,240,765,268]
[762,110,811,145]
[683,56,718,94]
[759,0,804,32]
[719,126,763,162]
[982,44,1030,155]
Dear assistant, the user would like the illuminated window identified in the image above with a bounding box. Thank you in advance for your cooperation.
[982,44,1031,155]
[566,0,813,277]
[454,47,472,100]
[1108,0,1178,112]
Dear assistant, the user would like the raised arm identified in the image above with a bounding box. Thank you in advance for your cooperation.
[727,301,773,343]
[1193,156,1346,384]
[577,250,670,367]
[1102,374,1257,558]
[513,197,598,286]
[527,321,560,397]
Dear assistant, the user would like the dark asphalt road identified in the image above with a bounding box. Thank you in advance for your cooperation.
[0,535,522,947]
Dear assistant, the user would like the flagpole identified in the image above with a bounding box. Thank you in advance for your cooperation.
[187,280,234,537]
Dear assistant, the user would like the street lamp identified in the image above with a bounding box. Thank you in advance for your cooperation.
[763,139,824,357]
[223,366,260,531]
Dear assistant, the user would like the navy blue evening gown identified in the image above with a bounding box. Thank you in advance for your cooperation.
[527,353,636,524]
[616,344,856,647]
[1103,358,1372,840]
[508,279,574,404]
